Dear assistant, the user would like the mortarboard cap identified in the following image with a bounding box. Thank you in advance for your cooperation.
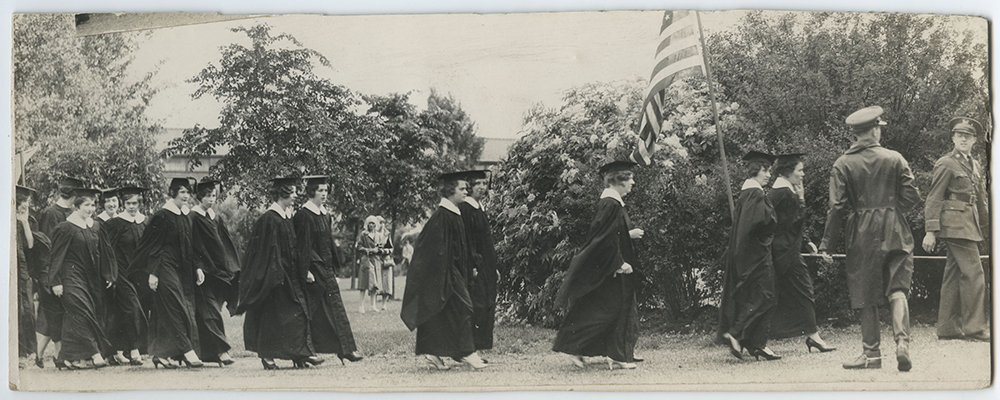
[598,160,638,175]
[195,178,221,193]
[101,188,119,199]
[742,151,776,164]
[58,177,85,190]
[270,176,300,189]
[949,117,984,139]
[438,171,470,182]
[168,177,194,191]
[16,185,36,198]
[775,153,806,163]
[846,106,888,132]
[72,187,102,198]
[117,186,148,197]
[302,175,329,186]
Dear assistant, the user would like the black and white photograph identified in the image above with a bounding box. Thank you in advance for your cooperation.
[6,2,995,394]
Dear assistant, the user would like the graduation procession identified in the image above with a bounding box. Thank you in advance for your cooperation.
[9,8,993,393]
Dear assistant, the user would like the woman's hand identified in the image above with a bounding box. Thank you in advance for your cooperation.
[196,269,205,286]
[106,280,113,289]
[306,271,315,283]
[53,285,64,297]
[807,242,818,255]
[149,274,159,291]
[629,228,644,239]
[614,263,634,276]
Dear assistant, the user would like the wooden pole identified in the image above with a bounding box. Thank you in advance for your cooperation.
[696,11,736,220]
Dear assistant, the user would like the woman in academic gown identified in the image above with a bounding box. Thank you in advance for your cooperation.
[553,161,642,370]
[718,151,780,361]
[400,172,486,370]
[15,186,51,365]
[36,177,84,368]
[47,187,114,370]
[457,170,499,352]
[127,178,205,369]
[237,177,323,370]
[768,154,835,352]
[101,186,149,365]
[294,175,363,364]
[189,179,241,366]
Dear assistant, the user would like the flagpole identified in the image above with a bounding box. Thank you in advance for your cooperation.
[695,11,736,220]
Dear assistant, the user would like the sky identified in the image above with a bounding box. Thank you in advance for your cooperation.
[130,11,750,139]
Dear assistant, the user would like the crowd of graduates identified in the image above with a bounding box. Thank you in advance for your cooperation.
[13,106,989,374]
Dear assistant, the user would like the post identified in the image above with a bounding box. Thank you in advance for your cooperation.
[696,11,736,220]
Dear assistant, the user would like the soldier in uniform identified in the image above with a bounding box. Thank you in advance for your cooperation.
[922,117,990,342]
[819,106,921,372]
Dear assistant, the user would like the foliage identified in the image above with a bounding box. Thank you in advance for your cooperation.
[13,14,164,205]
[495,12,988,329]
[167,24,483,256]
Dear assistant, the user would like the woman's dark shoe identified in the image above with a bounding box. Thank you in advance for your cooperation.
[632,354,645,362]
[806,337,836,353]
[34,356,44,369]
[261,358,279,370]
[300,355,325,367]
[152,357,179,369]
[749,347,782,361]
[128,355,144,366]
[338,351,363,365]
[722,333,743,360]
[53,357,67,370]
[180,358,204,368]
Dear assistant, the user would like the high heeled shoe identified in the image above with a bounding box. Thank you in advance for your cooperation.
[300,356,325,367]
[338,351,363,365]
[749,347,782,361]
[34,356,45,369]
[461,353,488,370]
[128,355,144,366]
[424,355,450,370]
[53,357,67,370]
[152,357,179,369]
[608,359,637,370]
[179,358,204,368]
[111,354,130,366]
[292,359,311,369]
[806,337,836,353]
[261,358,279,370]
[92,359,109,369]
[722,332,744,360]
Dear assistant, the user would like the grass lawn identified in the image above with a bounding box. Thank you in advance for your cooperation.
[14,277,991,392]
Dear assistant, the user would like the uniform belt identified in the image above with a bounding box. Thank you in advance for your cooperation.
[949,193,974,203]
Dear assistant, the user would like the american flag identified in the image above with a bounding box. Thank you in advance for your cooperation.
[630,11,706,166]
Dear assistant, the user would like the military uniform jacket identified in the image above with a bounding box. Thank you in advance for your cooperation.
[924,149,988,242]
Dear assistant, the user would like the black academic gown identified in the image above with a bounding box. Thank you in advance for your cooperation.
[458,200,499,351]
[293,205,358,355]
[16,218,50,357]
[552,195,640,363]
[102,216,148,353]
[190,208,241,360]
[718,185,777,349]
[400,203,475,358]
[127,207,200,359]
[236,208,315,360]
[48,219,115,361]
[768,187,819,339]
[36,204,73,341]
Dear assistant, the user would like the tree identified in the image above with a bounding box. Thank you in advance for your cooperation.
[13,14,164,204]
[420,88,484,166]
[168,24,368,210]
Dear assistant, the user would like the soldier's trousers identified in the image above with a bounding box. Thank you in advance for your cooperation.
[937,239,988,338]
[861,291,910,356]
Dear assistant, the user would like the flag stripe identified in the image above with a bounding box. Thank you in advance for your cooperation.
[650,43,700,81]
[632,10,705,166]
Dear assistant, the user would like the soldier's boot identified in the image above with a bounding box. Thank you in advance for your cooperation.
[890,291,912,372]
